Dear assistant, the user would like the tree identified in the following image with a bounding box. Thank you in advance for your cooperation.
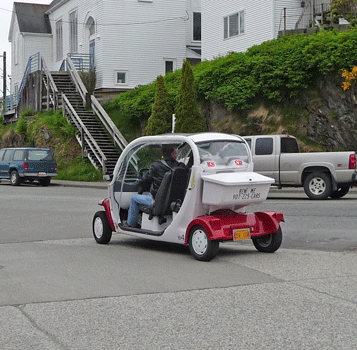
[145,75,172,135]
[331,0,357,18]
[174,60,206,133]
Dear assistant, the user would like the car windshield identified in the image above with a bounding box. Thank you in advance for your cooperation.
[27,149,54,161]
[195,140,250,166]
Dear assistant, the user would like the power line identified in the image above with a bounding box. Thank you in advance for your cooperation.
[0,7,189,27]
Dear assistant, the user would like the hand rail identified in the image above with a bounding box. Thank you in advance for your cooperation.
[66,56,89,107]
[91,95,128,151]
[62,93,107,172]
[41,57,59,109]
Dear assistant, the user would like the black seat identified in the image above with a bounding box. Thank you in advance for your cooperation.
[142,167,188,224]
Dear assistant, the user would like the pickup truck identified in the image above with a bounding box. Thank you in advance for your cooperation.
[243,135,357,200]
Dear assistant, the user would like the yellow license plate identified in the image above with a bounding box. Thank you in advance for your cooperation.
[39,172,46,177]
[233,228,251,241]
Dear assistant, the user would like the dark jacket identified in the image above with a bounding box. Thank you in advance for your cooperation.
[147,158,184,199]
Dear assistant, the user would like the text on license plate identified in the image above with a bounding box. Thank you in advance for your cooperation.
[233,228,251,241]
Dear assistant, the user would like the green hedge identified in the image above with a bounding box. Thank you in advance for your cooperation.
[104,28,357,136]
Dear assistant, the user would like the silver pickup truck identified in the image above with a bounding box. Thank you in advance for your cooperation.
[243,134,357,200]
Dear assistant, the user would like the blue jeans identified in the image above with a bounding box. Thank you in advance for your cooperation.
[127,193,153,227]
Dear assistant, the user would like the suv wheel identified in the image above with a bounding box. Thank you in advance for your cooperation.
[10,170,21,186]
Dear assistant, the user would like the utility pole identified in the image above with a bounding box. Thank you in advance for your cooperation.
[1,52,6,110]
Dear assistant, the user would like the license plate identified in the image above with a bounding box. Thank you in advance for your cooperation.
[39,172,46,177]
[233,228,251,241]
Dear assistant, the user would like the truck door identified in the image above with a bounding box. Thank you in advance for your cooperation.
[251,137,279,181]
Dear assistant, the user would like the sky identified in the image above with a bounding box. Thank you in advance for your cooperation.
[0,0,51,92]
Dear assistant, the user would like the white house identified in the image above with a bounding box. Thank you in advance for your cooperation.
[8,3,53,99]
[9,0,202,96]
[201,0,332,61]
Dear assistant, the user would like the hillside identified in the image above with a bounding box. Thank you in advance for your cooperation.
[104,28,357,152]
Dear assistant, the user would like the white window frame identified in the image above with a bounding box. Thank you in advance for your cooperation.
[164,59,176,75]
[69,10,78,53]
[224,10,245,39]
[115,71,128,85]
[56,19,63,61]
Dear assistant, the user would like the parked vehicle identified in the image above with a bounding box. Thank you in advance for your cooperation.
[92,133,284,261]
[0,147,57,186]
[243,134,357,200]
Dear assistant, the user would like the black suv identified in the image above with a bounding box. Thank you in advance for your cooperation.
[0,147,57,186]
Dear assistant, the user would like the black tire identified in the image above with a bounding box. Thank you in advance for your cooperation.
[10,170,21,186]
[188,225,219,261]
[93,211,112,244]
[330,185,350,199]
[252,226,282,253]
[39,177,51,186]
[303,172,332,200]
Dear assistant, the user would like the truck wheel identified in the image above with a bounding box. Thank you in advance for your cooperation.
[189,226,219,261]
[93,211,112,244]
[303,172,332,200]
[252,226,282,253]
[330,186,350,199]
[10,170,21,186]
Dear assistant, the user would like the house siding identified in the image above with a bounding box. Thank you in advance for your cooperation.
[202,0,274,61]
[274,0,303,36]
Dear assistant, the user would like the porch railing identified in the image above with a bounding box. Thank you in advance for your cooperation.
[60,53,94,72]
[295,0,332,29]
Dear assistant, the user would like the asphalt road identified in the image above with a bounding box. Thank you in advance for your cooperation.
[1,180,357,349]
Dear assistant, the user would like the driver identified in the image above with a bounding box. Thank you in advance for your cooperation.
[124,144,185,228]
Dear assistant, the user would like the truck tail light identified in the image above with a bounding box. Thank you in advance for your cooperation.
[23,162,28,170]
[349,154,356,169]
[55,163,58,170]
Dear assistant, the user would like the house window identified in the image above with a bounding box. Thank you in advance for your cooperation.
[224,11,245,39]
[165,60,174,75]
[69,10,78,53]
[116,72,127,84]
[193,12,201,41]
[56,19,63,61]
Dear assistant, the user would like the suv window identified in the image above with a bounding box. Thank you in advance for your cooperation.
[13,150,25,161]
[255,138,273,155]
[27,149,54,161]
[0,149,4,161]
[3,150,13,161]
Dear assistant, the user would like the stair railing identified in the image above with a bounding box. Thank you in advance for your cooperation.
[41,57,59,110]
[66,56,128,152]
[62,93,107,173]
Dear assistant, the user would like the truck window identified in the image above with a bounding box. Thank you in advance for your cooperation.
[255,138,273,155]
[281,137,299,153]
[3,150,13,161]
[13,150,25,161]
[245,139,251,149]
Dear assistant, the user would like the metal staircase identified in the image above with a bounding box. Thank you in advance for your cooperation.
[40,56,128,175]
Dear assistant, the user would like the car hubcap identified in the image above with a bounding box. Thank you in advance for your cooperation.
[309,177,325,195]
[11,173,16,183]
[94,217,103,238]
[257,234,272,247]
[191,229,208,255]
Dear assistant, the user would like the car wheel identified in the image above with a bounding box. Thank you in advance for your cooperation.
[93,211,112,244]
[330,185,350,199]
[10,170,21,186]
[252,226,282,253]
[189,225,219,261]
[39,177,51,186]
[303,172,332,200]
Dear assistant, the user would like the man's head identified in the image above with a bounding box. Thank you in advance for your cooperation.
[162,144,177,159]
